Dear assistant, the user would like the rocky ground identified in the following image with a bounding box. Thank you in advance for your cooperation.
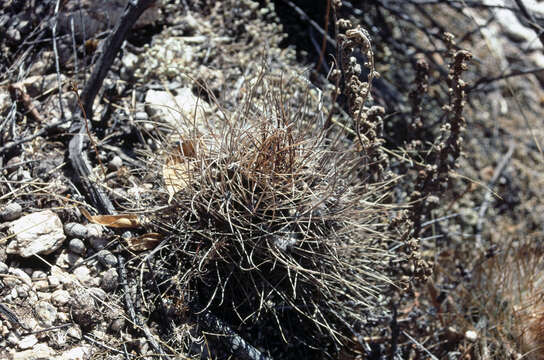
[1,0,544,359]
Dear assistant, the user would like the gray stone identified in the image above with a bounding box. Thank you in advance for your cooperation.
[110,317,125,333]
[97,250,117,268]
[0,261,8,274]
[1,202,22,221]
[7,210,65,257]
[101,268,119,292]
[64,222,87,239]
[86,224,106,250]
[68,238,86,255]
[36,301,57,327]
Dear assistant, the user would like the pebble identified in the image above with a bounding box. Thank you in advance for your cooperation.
[67,325,82,340]
[55,249,82,269]
[36,301,57,327]
[8,268,33,287]
[110,317,125,333]
[97,250,117,268]
[86,224,106,250]
[7,210,66,257]
[134,111,148,121]
[1,202,22,221]
[7,332,19,346]
[47,274,61,289]
[0,261,8,274]
[108,155,123,171]
[33,280,49,291]
[73,266,93,286]
[6,28,21,43]
[16,285,29,298]
[11,343,54,360]
[465,330,478,342]
[64,223,88,239]
[56,346,90,360]
[18,335,38,350]
[51,289,71,306]
[69,238,86,255]
[31,270,47,280]
[101,268,119,292]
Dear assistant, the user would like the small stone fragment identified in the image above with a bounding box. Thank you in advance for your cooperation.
[11,343,54,360]
[69,238,86,255]
[110,317,125,333]
[101,268,119,291]
[56,346,91,360]
[18,335,38,350]
[66,325,82,340]
[73,266,92,286]
[465,330,478,342]
[0,261,8,274]
[145,88,211,130]
[8,268,33,287]
[51,289,71,306]
[86,224,106,250]
[36,301,57,327]
[108,155,123,171]
[97,250,117,268]
[7,210,66,257]
[1,202,22,221]
[64,222,88,239]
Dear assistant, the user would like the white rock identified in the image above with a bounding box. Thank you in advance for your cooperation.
[7,331,19,346]
[31,270,47,280]
[66,325,82,340]
[33,280,49,291]
[18,335,38,350]
[50,266,74,288]
[36,301,57,327]
[12,343,54,360]
[73,266,93,286]
[7,210,65,257]
[37,292,52,301]
[7,268,33,287]
[0,87,10,114]
[51,289,71,306]
[55,345,91,360]
[145,88,211,130]
[55,249,82,268]
[465,329,478,342]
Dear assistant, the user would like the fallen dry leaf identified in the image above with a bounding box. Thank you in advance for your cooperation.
[80,207,141,228]
[126,233,162,251]
[162,139,200,202]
